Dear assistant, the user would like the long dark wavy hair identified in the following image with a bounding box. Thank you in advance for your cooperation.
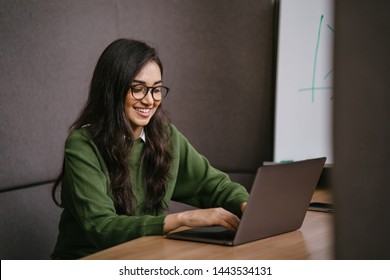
[52,38,173,215]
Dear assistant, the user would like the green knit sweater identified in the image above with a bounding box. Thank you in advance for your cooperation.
[51,125,249,259]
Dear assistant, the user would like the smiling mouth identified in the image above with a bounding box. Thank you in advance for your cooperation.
[135,107,152,115]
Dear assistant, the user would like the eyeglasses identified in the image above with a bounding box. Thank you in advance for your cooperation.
[129,84,170,101]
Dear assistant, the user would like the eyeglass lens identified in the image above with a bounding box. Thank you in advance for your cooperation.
[131,85,168,101]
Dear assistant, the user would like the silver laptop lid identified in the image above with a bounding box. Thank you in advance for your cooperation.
[233,157,326,245]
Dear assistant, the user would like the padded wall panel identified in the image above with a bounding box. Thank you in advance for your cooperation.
[0,183,61,259]
[0,0,118,190]
[333,0,390,259]
[117,0,275,172]
[0,0,274,191]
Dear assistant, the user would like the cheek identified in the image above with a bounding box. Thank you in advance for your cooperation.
[153,101,162,108]
[124,97,136,117]
[152,102,162,116]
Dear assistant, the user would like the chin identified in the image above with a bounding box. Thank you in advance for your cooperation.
[134,118,152,127]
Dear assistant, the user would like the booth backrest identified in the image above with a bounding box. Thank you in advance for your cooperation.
[0,0,275,259]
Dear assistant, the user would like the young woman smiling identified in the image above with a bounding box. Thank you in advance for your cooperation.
[51,38,248,259]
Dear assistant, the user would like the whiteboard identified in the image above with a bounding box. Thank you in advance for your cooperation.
[274,0,334,164]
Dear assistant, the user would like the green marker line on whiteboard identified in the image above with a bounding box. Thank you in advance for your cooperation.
[280,160,294,163]
[311,14,324,103]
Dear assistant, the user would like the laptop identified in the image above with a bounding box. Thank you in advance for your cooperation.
[166,157,326,246]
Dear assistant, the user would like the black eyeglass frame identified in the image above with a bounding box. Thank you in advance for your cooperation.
[129,84,170,101]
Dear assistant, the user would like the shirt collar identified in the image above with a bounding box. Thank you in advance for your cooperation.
[139,128,146,142]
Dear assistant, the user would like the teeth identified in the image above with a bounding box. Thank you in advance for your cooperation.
[136,108,151,113]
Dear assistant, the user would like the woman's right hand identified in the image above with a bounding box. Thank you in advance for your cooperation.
[163,207,240,233]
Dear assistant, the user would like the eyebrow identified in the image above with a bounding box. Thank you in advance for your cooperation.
[132,79,163,85]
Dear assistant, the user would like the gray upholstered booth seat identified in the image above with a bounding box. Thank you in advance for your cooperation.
[0,183,61,260]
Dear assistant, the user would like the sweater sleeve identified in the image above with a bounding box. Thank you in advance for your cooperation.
[170,127,249,216]
[61,130,166,250]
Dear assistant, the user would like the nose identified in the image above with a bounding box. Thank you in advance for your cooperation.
[141,88,154,104]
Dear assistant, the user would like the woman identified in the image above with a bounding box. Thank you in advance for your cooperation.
[51,38,248,259]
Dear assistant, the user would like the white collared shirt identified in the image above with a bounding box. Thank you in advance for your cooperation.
[139,128,146,142]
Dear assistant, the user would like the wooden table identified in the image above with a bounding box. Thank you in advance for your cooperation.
[83,188,333,260]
